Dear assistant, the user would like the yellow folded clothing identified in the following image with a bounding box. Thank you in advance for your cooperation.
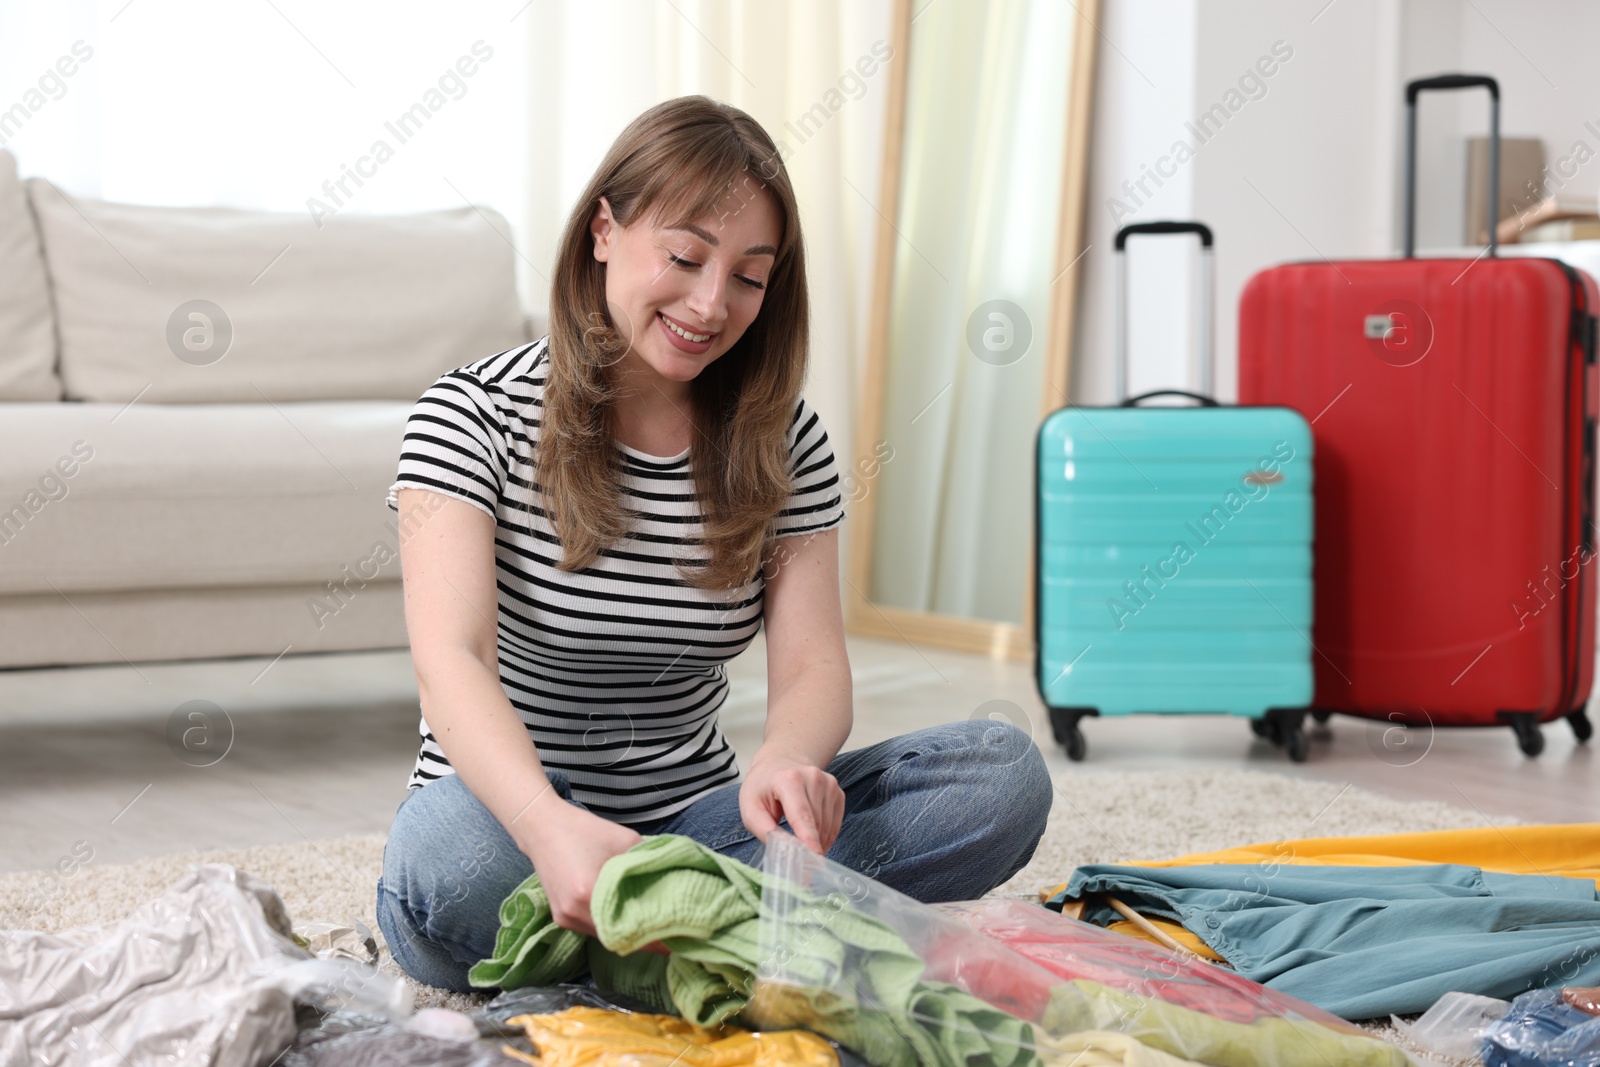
[1140,823,1600,886]
[1104,920,1222,961]
[499,1005,839,1067]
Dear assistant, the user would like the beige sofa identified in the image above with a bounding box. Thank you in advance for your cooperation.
[0,149,544,670]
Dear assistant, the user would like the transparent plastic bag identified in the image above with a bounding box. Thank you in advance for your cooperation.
[481,981,667,1025]
[1390,991,1510,1061]
[270,957,414,1019]
[935,898,1364,1032]
[747,832,1413,1067]
[279,1022,503,1067]
[1,863,311,1067]
[1482,987,1600,1067]
[480,983,873,1066]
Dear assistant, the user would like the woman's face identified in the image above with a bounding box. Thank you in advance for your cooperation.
[589,181,781,389]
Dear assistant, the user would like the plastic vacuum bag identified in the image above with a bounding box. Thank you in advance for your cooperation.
[1390,991,1511,1061]
[1483,987,1600,1067]
[279,1007,504,1067]
[747,832,1414,1067]
[480,982,873,1066]
[269,957,413,1019]
[2,863,309,1067]
[1,862,419,1067]
[481,982,668,1025]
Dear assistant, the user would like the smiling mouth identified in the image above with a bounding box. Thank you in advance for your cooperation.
[658,312,717,344]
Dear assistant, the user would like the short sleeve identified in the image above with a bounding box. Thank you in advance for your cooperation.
[773,396,846,538]
[386,368,507,519]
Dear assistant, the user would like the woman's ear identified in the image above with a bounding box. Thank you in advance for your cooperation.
[590,195,615,263]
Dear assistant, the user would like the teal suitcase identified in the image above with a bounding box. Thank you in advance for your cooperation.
[1034,222,1315,761]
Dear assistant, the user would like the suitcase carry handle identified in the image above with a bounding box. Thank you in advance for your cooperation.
[1121,389,1219,408]
[1113,221,1215,403]
[1114,221,1214,250]
[1403,73,1500,259]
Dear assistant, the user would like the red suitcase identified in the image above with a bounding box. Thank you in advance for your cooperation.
[1238,74,1598,756]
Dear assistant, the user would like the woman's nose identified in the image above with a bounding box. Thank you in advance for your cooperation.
[683,272,728,329]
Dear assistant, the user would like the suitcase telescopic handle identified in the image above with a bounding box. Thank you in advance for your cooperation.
[1121,389,1220,408]
[1403,73,1500,259]
[1113,222,1215,404]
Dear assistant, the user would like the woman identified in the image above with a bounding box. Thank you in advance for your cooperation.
[376,95,1052,993]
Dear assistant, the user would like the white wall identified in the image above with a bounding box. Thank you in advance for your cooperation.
[1447,0,1600,236]
[1070,0,1198,405]
[1074,0,1403,403]
[1073,0,1600,402]
[1188,0,1401,399]
[1392,0,1600,251]
[1400,0,1469,251]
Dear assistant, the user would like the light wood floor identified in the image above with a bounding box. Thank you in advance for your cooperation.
[1,635,1593,874]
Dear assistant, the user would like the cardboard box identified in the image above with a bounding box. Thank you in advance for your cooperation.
[1466,137,1546,245]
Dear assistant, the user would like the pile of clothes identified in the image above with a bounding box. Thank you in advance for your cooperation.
[10,822,1600,1066]
[1044,824,1600,1019]
[468,833,1038,1066]
[467,831,1408,1067]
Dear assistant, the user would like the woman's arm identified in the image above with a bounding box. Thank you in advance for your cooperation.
[395,487,640,934]
[741,525,854,853]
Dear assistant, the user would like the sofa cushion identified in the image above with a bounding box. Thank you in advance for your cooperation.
[0,400,411,597]
[0,151,61,400]
[27,180,527,403]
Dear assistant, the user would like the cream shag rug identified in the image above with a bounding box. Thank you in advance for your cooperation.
[1,768,1514,1061]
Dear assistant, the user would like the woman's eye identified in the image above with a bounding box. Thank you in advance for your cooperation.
[668,254,766,292]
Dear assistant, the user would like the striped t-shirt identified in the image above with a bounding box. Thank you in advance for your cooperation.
[385,338,846,825]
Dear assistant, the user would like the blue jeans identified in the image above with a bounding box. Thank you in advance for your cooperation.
[376,719,1053,992]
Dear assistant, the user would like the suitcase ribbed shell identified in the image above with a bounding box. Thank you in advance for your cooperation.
[1035,405,1314,716]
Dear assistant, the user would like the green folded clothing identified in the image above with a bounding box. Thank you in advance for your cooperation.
[1043,978,1410,1067]
[467,834,1037,1067]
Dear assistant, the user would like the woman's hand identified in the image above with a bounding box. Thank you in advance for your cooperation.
[518,800,642,938]
[739,750,845,855]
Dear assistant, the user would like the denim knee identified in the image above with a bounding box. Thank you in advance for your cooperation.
[968,720,1054,875]
[949,717,1051,826]
[824,719,1053,901]
[376,773,540,991]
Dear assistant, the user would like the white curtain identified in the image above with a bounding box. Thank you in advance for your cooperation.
[2,0,892,576]
[868,0,1077,625]
[516,0,893,564]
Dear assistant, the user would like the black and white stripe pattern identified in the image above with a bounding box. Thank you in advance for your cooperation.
[385,338,846,824]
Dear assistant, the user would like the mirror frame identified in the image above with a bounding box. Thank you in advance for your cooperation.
[844,0,1101,661]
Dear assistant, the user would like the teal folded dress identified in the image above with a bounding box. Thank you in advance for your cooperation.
[1060,862,1600,1018]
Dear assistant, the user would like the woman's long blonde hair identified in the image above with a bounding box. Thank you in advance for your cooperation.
[535,95,810,592]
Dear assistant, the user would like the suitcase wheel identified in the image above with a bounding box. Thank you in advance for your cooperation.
[1252,709,1310,762]
[1569,707,1594,744]
[1310,709,1333,726]
[1284,725,1309,763]
[1506,713,1545,758]
[1047,707,1094,762]
[1065,725,1086,762]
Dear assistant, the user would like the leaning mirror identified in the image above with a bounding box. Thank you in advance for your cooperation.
[845,0,1099,659]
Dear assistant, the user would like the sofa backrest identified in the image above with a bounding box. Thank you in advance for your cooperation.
[0,151,63,400]
[28,177,528,403]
